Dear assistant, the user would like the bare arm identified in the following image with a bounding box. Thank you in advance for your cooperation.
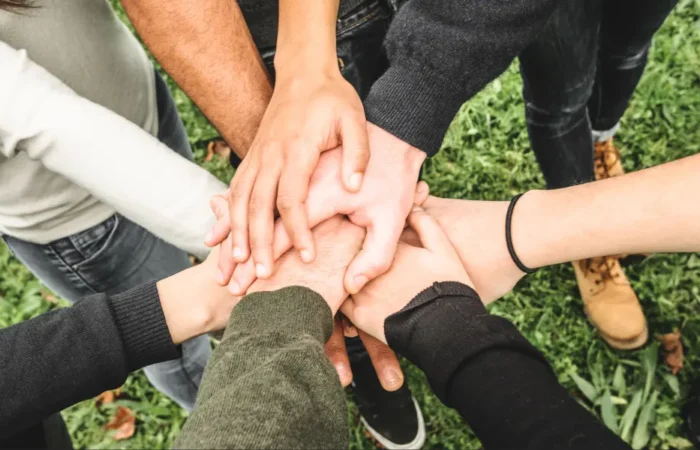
[120,0,272,157]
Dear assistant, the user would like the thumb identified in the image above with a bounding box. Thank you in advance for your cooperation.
[344,219,401,294]
[407,206,454,253]
[340,114,370,192]
[413,181,430,206]
[206,195,231,247]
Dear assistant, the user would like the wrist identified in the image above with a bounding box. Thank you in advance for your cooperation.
[274,50,340,82]
[156,266,213,345]
[509,189,552,270]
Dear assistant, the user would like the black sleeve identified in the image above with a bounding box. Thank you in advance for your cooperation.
[385,282,630,450]
[363,0,559,155]
[0,282,180,438]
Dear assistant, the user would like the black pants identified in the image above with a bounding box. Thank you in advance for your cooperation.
[519,0,677,189]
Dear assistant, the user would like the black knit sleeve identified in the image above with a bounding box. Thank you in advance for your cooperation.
[385,282,630,449]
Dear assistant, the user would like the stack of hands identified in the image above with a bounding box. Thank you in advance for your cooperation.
[196,175,527,390]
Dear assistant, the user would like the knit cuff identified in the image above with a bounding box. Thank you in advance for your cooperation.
[227,286,334,344]
[385,282,547,405]
[363,62,466,156]
[108,282,180,373]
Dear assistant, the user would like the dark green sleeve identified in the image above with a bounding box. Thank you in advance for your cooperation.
[174,286,348,449]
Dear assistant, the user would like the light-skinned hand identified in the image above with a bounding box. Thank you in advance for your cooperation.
[226,67,369,276]
[341,206,472,344]
[212,135,426,295]
[246,215,365,315]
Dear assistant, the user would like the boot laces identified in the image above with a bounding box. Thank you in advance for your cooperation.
[580,256,622,286]
[594,140,621,178]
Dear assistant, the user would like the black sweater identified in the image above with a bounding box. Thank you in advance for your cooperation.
[0,283,179,439]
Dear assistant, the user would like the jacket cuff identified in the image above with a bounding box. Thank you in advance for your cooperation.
[227,287,334,344]
[108,282,181,373]
[363,62,465,156]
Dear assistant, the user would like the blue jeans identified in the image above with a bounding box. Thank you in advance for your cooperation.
[2,71,211,412]
[519,0,677,189]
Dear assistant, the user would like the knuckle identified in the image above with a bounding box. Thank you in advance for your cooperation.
[276,193,299,214]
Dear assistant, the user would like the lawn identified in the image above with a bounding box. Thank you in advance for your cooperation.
[1,1,700,448]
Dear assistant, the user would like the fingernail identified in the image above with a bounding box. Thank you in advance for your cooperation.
[412,205,424,212]
[233,247,244,260]
[256,263,267,278]
[417,183,428,194]
[228,280,241,295]
[216,269,226,285]
[349,172,363,191]
[205,231,213,244]
[336,363,351,383]
[300,249,312,263]
[383,369,403,389]
[353,275,368,292]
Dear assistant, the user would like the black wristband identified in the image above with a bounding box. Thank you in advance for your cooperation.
[505,193,537,274]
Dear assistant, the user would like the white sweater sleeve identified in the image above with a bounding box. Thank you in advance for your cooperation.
[0,42,228,259]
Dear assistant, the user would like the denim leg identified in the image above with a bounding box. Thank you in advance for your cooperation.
[587,0,678,132]
[1,71,210,411]
[519,0,602,189]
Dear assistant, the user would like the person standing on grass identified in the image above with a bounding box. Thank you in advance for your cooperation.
[0,0,228,417]
[517,0,678,350]
[120,0,560,446]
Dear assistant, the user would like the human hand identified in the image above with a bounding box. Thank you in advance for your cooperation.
[156,246,241,345]
[324,316,405,391]
[341,206,472,344]
[247,215,365,315]
[406,196,525,304]
[226,66,369,277]
[222,124,426,295]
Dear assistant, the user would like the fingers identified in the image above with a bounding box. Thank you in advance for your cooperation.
[413,181,430,207]
[206,195,231,247]
[217,235,237,286]
[325,316,353,387]
[277,149,318,263]
[406,205,455,254]
[360,330,404,391]
[340,114,370,193]
[344,219,402,294]
[248,162,282,279]
[229,161,256,263]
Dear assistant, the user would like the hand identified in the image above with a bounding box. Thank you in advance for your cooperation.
[227,67,369,277]
[341,206,472,344]
[157,246,241,345]
[223,125,426,295]
[247,215,365,315]
[325,316,405,391]
[409,196,525,304]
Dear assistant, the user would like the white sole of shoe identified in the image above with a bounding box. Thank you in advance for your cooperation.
[360,397,426,449]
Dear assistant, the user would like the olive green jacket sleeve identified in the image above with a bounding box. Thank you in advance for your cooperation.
[174,286,348,449]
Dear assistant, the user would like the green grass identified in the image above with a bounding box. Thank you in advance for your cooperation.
[1,1,700,448]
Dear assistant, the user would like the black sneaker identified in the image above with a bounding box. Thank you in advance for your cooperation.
[348,346,426,449]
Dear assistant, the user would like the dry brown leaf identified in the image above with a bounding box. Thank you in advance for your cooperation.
[105,406,135,441]
[658,330,684,375]
[40,289,57,304]
[95,387,122,405]
[205,140,231,162]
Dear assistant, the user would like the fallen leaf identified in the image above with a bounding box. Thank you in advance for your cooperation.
[40,289,57,304]
[105,406,135,441]
[658,331,683,375]
[205,140,231,162]
[95,387,122,405]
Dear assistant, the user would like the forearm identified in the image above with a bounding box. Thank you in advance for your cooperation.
[121,0,272,156]
[386,282,628,449]
[0,284,178,437]
[513,154,700,268]
[275,0,339,74]
[176,287,347,449]
[0,44,226,258]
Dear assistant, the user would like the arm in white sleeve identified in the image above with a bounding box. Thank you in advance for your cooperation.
[0,42,227,259]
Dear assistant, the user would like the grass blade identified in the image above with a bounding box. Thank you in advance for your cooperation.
[632,391,659,449]
[570,372,599,403]
[601,390,619,433]
[613,365,626,395]
[620,390,643,443]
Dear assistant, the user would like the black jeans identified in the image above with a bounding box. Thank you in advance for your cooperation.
[235,0,403,357]
[519,0,677,189]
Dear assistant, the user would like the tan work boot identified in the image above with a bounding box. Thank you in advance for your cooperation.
[594,139,625,179]
[572,139,647,350]
[573,257,648,349]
